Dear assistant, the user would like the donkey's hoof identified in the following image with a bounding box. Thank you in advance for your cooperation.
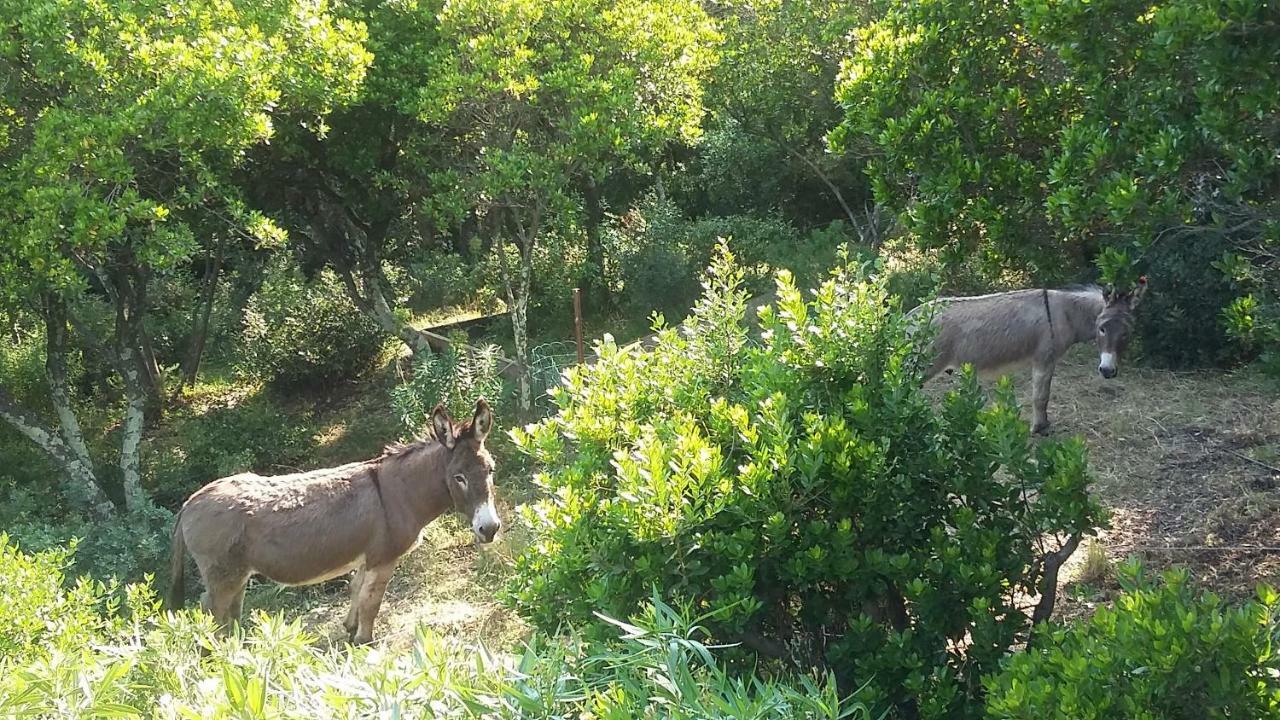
[350,633,374,647]
[1031,423,1050,436]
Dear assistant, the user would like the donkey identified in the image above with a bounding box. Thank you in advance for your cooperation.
[167,399,501,645]
[908,279,1146,434]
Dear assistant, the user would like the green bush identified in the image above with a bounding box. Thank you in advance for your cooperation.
[985,563,1280,719]
[145,393,314,508]
[509,247,1105,719]
[0,499,173,585]
[239,262,386,390]
[1133,233,1245,368]
[605,196,815,317]
[391,332,508,433]
[0,536,875,718]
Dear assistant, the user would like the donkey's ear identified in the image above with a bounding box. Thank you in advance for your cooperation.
[1130,275,1148,307]
[1102,284,1118,304]
[431,404,456,450]
[471,398,493,441]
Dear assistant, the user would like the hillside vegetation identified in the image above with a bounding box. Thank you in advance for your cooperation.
[1,0,1278,717]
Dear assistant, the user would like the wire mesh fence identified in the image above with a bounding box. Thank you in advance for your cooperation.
[529,341,580,413]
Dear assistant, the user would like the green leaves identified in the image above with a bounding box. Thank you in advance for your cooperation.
[415,0,718,227]
[509,251,1104,719]
[0,0,371,301]
[985,566,1280,719]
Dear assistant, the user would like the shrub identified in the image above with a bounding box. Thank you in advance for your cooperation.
[509,246,1105,719]
[391,332,508,433]
[145,393,314,508]
[239,262,386,389]
[984,563,1280,719]
[605,196,815,317]
[0,501,173,585]
[1132,233,1246,369]
[0,537,875,718]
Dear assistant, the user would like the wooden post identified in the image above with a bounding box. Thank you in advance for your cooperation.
[573,287,585,364]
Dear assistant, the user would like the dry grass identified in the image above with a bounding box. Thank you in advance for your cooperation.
[991,345,1280,617]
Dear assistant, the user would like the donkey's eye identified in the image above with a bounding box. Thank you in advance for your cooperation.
[1099,327,1107,335]
[453,474,468,487]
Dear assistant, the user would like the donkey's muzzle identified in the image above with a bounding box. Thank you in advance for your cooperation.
[1098,366,1117,379]
[476,521,500,543]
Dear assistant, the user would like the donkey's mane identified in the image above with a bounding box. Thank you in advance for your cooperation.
[377,438,431,460]
[377,416,479,461]
[943,284,1102,302]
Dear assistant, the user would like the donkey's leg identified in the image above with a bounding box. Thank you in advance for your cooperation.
[343,568,366,638]
[200,562,250,635]
[351,564,396,646]
[206,582,248,635]
[1030,362,1055,435]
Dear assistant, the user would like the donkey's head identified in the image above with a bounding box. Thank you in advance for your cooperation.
[1096,277,1147,379]
[431,399,501,543]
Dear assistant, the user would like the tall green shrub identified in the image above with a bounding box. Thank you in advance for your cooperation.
[985,564,1280,719]
[239,263,386,390]
[508,247,1105,719]
[391,332,507,433]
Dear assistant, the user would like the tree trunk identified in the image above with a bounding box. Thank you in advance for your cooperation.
[117,343,151,513]
[44,299,97,478]
[127,271,164,421]
[338,266,436,358]
[0,385,115,518]
[495,227,533,416]
[1029,534,1081,640]
[176,239,225,393]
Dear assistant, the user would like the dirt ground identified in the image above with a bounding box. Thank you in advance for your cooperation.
[1008,345,1280,618]
[243,343,1279,651]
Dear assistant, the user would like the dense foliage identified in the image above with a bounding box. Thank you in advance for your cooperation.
[1,0,1277,715]
[0,536,874,719]
[392,332,507,431]
[239,264,386,390]
[0,0,371,515]
[509,248,1105,718]
[985,564,1280,719]
[832,0,1280,365]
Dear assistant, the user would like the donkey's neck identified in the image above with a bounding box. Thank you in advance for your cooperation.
[386,443,455,528]
[1056,288,1105,346]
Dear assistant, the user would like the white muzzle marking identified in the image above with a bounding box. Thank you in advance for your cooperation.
[472,498,499,540]
[1099,352,1117,375]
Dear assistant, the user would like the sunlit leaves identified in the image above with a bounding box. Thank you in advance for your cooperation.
[0,0,371,302]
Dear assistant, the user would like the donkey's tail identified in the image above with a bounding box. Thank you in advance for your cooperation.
[167,509,187,611]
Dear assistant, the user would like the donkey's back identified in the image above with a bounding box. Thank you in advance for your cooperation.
[911,289,1064,377]
[177,462,383,587]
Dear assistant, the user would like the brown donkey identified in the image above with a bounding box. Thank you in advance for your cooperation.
[909,279,1147,434]
[168,400,501,644]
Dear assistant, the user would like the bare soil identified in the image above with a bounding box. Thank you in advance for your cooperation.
[1008,346,1280,619]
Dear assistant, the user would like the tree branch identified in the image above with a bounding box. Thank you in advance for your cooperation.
[1030,534,1081,635]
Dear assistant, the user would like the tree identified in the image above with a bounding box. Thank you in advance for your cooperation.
[830,0,1280,364]
[0,0,370,514]
[704,0,877,235]
[417,0,720,413]
[244,0,456,359]
[829,0,1072,282]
